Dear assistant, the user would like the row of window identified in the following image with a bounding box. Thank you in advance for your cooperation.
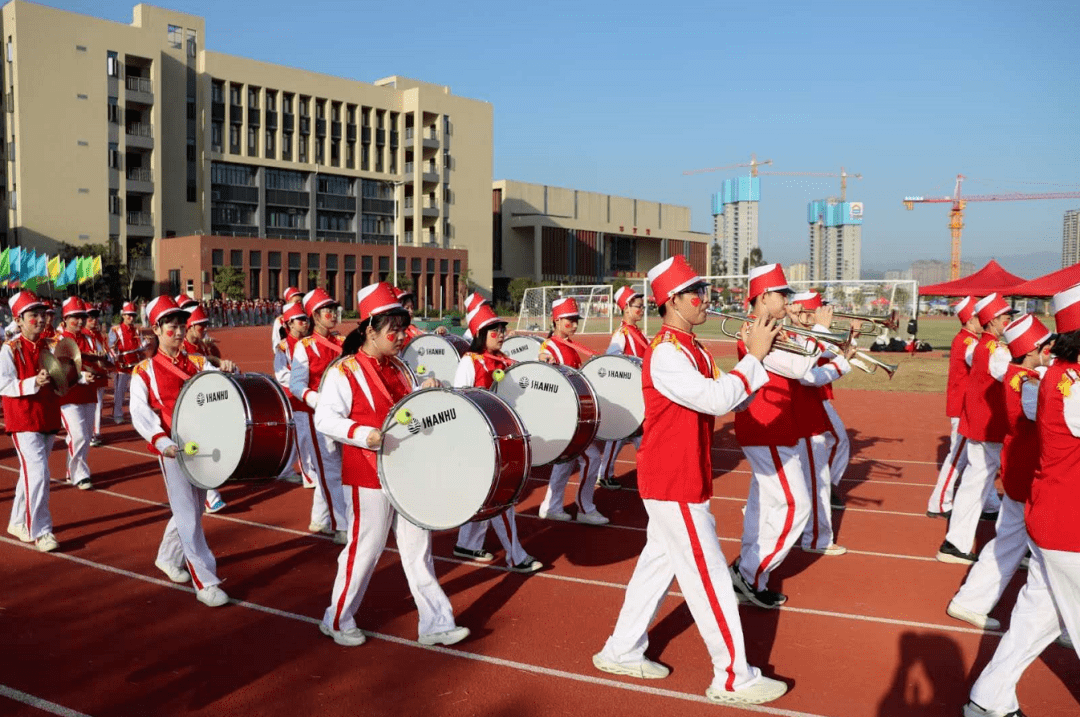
[210,248,460,276]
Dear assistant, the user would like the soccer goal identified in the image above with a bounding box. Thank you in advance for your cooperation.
[641,274,749,335]
[516,285,614,334]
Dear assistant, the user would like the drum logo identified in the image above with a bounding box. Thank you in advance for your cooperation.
[196,390,229,407]
[418,408,457,430]
[517,376,530,390]
[608,370,633,380]
[597,368,607,378]
[416,347,425,356]
[527,379,559,394]
[407,418,422,435]
[508,344,529,354]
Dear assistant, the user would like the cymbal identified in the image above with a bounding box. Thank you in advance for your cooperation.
[38,350,78,396]
[51,337,83,375]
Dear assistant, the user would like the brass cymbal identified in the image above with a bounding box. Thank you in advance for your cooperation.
[38,349,78,396]
[51,337,83,375]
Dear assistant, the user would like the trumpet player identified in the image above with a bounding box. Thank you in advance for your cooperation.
[56,297,98,491]
[1,291,62,552]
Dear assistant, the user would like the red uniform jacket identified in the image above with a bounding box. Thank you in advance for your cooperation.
[1026,362,1080,552]
[946,329,979,418]
[1000,364,1039,503]
[959,333,1009,443]
[613,323,649,358]
[110,323,143,375]
[339,352,412,489]
[295,333,344,404]
[465,351,514,390]
[1,336,62,434]
[133,351,207,451]
[540,336,585,369]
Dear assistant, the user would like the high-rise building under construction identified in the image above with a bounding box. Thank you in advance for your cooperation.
[1064,209,1080,267]
[808,199,863,281]
[712,177,759,275]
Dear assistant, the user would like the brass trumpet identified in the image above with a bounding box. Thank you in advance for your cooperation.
[829,309,899,336]
[708,310,851,357]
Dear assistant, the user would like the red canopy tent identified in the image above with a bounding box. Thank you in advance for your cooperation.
[917,260,1026,297]
[1003,262,1080,298]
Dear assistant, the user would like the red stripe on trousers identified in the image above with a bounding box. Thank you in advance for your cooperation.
[60,414,74,480]
[333,485,362,631]
[938,437,967,512]
[308,412,337,531]
[679,503,737,691]
[807,440,820,548]
[754,446,796,591]
[12,433,31,534]
[186,558,205,590]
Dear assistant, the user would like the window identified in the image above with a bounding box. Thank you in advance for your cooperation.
[211,163,256,186]
[167,24,182,49]
[211,80,224,104]
[315,141,324,164]
[211,122,223,151]
[265,130,275,157]
[107,51,119,78]
[249,250,261,268]
[298,137,307,163]
[283,94,293,114]
[212,249,224,266]
[108,143,121,169]
[282,133,292,161]
[186,28,197,57]
[186,141,196,161]
[266,91,276,111]
[308,253,320,270]
[107,98,120,124]
[229,124,240,154]
[248,86,259,109]
[250,124,261,154]
[231,250,243,267]
[230,83,242,106]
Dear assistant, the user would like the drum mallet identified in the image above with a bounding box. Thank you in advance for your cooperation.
[492,369,506,382]
[183,441,200,455]
[393,408,413,425]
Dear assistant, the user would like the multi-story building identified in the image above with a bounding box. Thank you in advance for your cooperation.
[1,2,493,306]
[711,177,759,275]
[907,259,975,286]
[1064,209,1080,268]
[491,180,709,302]
[807,199,863,281]
[785,262,808,283]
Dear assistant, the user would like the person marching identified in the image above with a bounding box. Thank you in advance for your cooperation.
[291,288,348,544]
[962,284,1080,717]
[596,286,650,492]
[271,287,303,350]
[108,302,142,424]
[83,304,110,447]
[947,314,1054,631]
[273,302,319,490]
[181,304,229,514]
[2,291,63,552]
[130,295,238,607]
[537,297,608,525]
[938,293,1016,564]
[55,297,99,491]
[41,302,57,341]
[593,256,789,706]
[315,282,470,648]
[450,302,543,573]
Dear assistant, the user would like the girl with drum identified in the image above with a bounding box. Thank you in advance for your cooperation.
[315,282,470,648]
[451,304,543,573]
[537,298,608,525]
[273,303,318,490]
[182,305,230,514]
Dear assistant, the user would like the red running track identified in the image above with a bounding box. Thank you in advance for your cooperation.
[0,326,1076,717]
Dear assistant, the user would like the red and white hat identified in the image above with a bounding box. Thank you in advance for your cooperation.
[464,292,489,315]
[8,290,44,318]
[303,288,336,316]
[43,300,56,314]
[954,296,977,324]
[283,286,302,302]
[282,303,308,324]
[145,295,184,326]
[747,264,792,303]
[61,296,88,318]
[647,255,703,306]
[614,286,644,311]
[175,294,199,310]
[1051,282,1080,333]
[392,286,415,303]
[85,303,101,316]
[357,282,403,323]
[791,291,823,310]
[552,297,582,322]
[186,305,210,328]
[1003,314,1052,359]
[974,293,1015,325]
[468,304,505,337]
[121,301,138,315]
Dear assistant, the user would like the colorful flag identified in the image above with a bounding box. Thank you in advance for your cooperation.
[24,276,39,292]
[92,255,102,278]
[47,255,61,282]
[77,256,92,284]
[35,253,47,280]
[54,259,67,288]
[9,246,22,281]
[0,247,8,278]
[20,250,37,283]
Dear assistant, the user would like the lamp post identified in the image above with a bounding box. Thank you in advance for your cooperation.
[383,179,405,287]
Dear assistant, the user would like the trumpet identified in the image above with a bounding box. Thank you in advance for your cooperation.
[829,309,899,336]
[708,310,851,357]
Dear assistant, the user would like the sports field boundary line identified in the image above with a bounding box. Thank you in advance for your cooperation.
[0,684,93,717]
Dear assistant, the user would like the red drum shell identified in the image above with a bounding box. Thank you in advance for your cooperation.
[553,366,599,463]
[232,373,295,481]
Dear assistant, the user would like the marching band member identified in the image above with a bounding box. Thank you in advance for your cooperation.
[450,303,542,573]
[274,303,318,489]
[732,265,852,608]
[109,302,142,424]
[130,295,237,607]
[596,286,650,492]
[2,291,63,552]
[182,305,228,514]
[962,285,1080,717]
[537,297,608,525]
[315,282,470,648]
[41,302,56,341]
[460,292,488,343]
[271,287,303,350]
[291,288,348,544]
[56,297,98,491]
[594,256,789,706]
[938,293,1016,564]
[83,304,109,447]
[947,314,1052,630]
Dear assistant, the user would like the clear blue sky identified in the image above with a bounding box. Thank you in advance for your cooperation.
[52,0,1080,275]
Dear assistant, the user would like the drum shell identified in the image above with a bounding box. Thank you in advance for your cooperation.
[400,333,470,385]
[116,347,145,370]
[580,354,645,441]
[496,362,599,466]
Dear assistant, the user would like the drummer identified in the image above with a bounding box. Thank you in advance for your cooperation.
[273,302,318,489]
[271,287,303,350]
[129,295,237,607]
[451,303,543,573]
[83,304,110,448]
[537,297,608,526]
[315,281,470,647]
[182,304,229,514]
[55,297,99,491]
[108,302,142,424]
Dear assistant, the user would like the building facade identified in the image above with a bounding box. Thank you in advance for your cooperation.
[0,2,490,300]
[807,199,863,281]
[711,177,759,275]
[785,262,808,283]
[492,180,709,302]
[1064,209,1079,268]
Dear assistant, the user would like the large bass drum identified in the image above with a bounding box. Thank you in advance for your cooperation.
[400,334,470,386]
[580,354,645,441]
[378,387,530,530]
[172,372,295,490]
[501,335,544,363]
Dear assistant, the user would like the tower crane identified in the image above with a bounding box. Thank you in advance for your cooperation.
[683,153,772,176]
[758,167,862,201]
[903,174,1080,280]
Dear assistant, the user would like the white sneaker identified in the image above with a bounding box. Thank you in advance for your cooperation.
[35,532,59,553]
[706,676,788,705]
[196,585,229,607]
[802,543,847,556]
[1057,632,1073,649]
[947,600,1001,631]
[76,479,93,491]
[538,508,571,522]
[155,559,191,584]
[962,701,1019,717]
[576,510,610,526]
[308,522,333,535]
[592,652,669,679]
[319,622,366,647]
[418,626,470,646]
[332,531,348,545]
[6,523,31,543]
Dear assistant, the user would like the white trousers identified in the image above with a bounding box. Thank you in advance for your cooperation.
[9,432,56,540]
[929,417,967,514]
[952,496,1029,617]
[308,414,346,531]
[540,441,603,516]
[599,499,763,693]
[94,387,104,438]
[597,435,642,483]
[113,372,131,422]
[60,403,95,484]
[823,400,849,486]
[801,432,838,550]
[945,440,1003,554]
[739,441,812,592]
[294,411,318,488]
[455,509,529,567]
[322,485,457,637]
[155,456,221,589]
[969,544,1080,714]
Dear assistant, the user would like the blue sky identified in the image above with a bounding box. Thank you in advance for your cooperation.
[54,0,1080,275]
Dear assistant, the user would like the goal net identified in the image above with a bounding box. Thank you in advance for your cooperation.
[516,285,614,334]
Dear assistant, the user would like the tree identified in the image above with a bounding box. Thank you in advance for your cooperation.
[213,266,246,299]
[741,247,765,275]
[710,242,724,277]
[388,272,413,291]
[507,277,538,307]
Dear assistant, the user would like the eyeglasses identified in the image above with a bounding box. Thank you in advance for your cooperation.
[628,302,645,310]
[679,286,708,298]
[489,326,508,335]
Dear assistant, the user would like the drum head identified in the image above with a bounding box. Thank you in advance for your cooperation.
[501,335,543,363]
[495,362,581,465]
[581,355,645,441]
[172,372,247,490]
[400,335,465,386]
[379,389,499,530]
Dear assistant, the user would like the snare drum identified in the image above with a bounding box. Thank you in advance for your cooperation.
[116,347,145,371]
[580,354,645,441]
[400,334,469,386]
[379,387,530,530]
[494,361,599,466]
[501,335,544,363]
[172,372,295,490]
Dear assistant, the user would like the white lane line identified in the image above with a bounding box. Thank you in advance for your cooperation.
[0,684,93,717]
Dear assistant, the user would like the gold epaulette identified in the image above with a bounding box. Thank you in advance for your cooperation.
[336,355,359,376]
[1009,373,1026,393]
[650,331,682,352]
[963,336,975,347]
[276,339,289,353]
[987,339,999,354]
[190,355,206,370]
[131,358,150,376]
[1058,372,1075,398]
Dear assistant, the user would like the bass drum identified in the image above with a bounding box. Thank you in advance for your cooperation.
[494,361,598,466]
[379,387,531,530]
[580,354,644,441]
[400,334,470,386]
[501,335,544,363]
[172,372,295,490]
